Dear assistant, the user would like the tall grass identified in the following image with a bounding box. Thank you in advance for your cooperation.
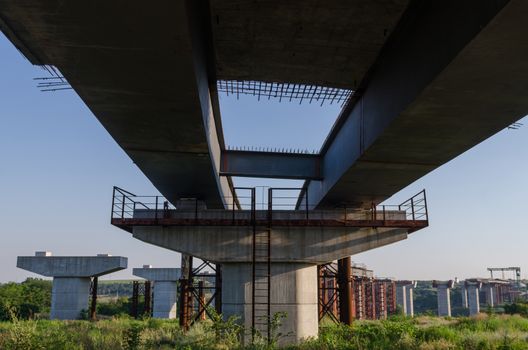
[1,314,528,349]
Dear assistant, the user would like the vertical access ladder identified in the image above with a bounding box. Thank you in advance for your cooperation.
[251,187,271,341]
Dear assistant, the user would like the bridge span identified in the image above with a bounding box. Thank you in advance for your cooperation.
[2,0,527,344]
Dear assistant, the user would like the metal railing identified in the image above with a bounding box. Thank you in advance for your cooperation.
[111,186,428,228]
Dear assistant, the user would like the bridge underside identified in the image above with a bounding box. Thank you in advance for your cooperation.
[1,0,527,208]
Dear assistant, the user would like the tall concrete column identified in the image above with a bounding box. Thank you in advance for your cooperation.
[484,284,494,307]
[405,282,416,317]
[433,280,454,317]
[466,282,482,316]
[395,283,407,315]
[50,277,91,319]
[460,286,468,308]
[133,267,181,319]
[222,262,318,345]
[17,252,127,320]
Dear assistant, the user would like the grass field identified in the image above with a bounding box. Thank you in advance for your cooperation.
[1,313,528,349]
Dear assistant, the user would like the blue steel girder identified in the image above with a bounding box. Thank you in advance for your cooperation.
[220,150,322,180]
[298,0,528,209]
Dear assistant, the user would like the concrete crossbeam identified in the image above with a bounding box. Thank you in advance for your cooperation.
[133,268,181,282]
[133,226,407,264]
[17,255,127,277]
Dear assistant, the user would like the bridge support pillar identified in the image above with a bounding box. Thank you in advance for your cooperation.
[16,252,127,320]
[50,277,91,320]
[133,267,181,319]
[221,262,318,345]
[461,286,468,308]
[433,280,454,317]
[484,284,495,307]
[466,282,482,316]
[395,283,407,315]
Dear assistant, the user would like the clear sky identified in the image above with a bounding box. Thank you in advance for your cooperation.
[1,32,527,283]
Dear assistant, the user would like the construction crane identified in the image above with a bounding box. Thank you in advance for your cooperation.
[487,267,521,282]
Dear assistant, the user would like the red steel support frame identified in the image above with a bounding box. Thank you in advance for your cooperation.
[338,257,354,325]
[354,278,365,320]
[144,281,152,317]
[364,280,376,320]
[90,276,98,321]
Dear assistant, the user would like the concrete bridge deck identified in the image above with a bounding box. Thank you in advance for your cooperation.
[2,1,526,210]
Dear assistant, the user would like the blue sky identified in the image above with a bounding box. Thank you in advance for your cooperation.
[1,32,527,282]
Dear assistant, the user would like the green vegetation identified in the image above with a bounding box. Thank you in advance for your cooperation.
[505,303,528,317]
[1,314,528,349]
[0,278,51,320]
[2,279,528,348]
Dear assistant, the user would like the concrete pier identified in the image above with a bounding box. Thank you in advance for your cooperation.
[433,280,454,317]
[466,282,482,316]
[131,219,410,343]
[133,266,181,319]
[17,253,127,320]
[483,284,495,307]
[395,282,407,315]
[460,286,468,308]
[405,282,416,317]
[222,262,318,345]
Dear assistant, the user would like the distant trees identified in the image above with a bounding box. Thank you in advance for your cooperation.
[0,278,52,320]
[504,302,528,316]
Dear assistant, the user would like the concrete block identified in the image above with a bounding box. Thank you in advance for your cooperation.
[35,251,52,257]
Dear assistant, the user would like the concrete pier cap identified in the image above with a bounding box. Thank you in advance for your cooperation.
[133,266,181,281]
[17,252,127,277]
[133,266,181,319]
[16,252,127,320]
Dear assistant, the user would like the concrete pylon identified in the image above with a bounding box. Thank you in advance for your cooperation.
[395,282,407,315]
[433,280,454,317]
[133,266,181,319]
[404,281,416,317]
[483,283,495,307]
[17,252,127,320]
[222,262,318,343]
[460,286,468,308]
[466,281,482,316]
[395,280,415,316]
